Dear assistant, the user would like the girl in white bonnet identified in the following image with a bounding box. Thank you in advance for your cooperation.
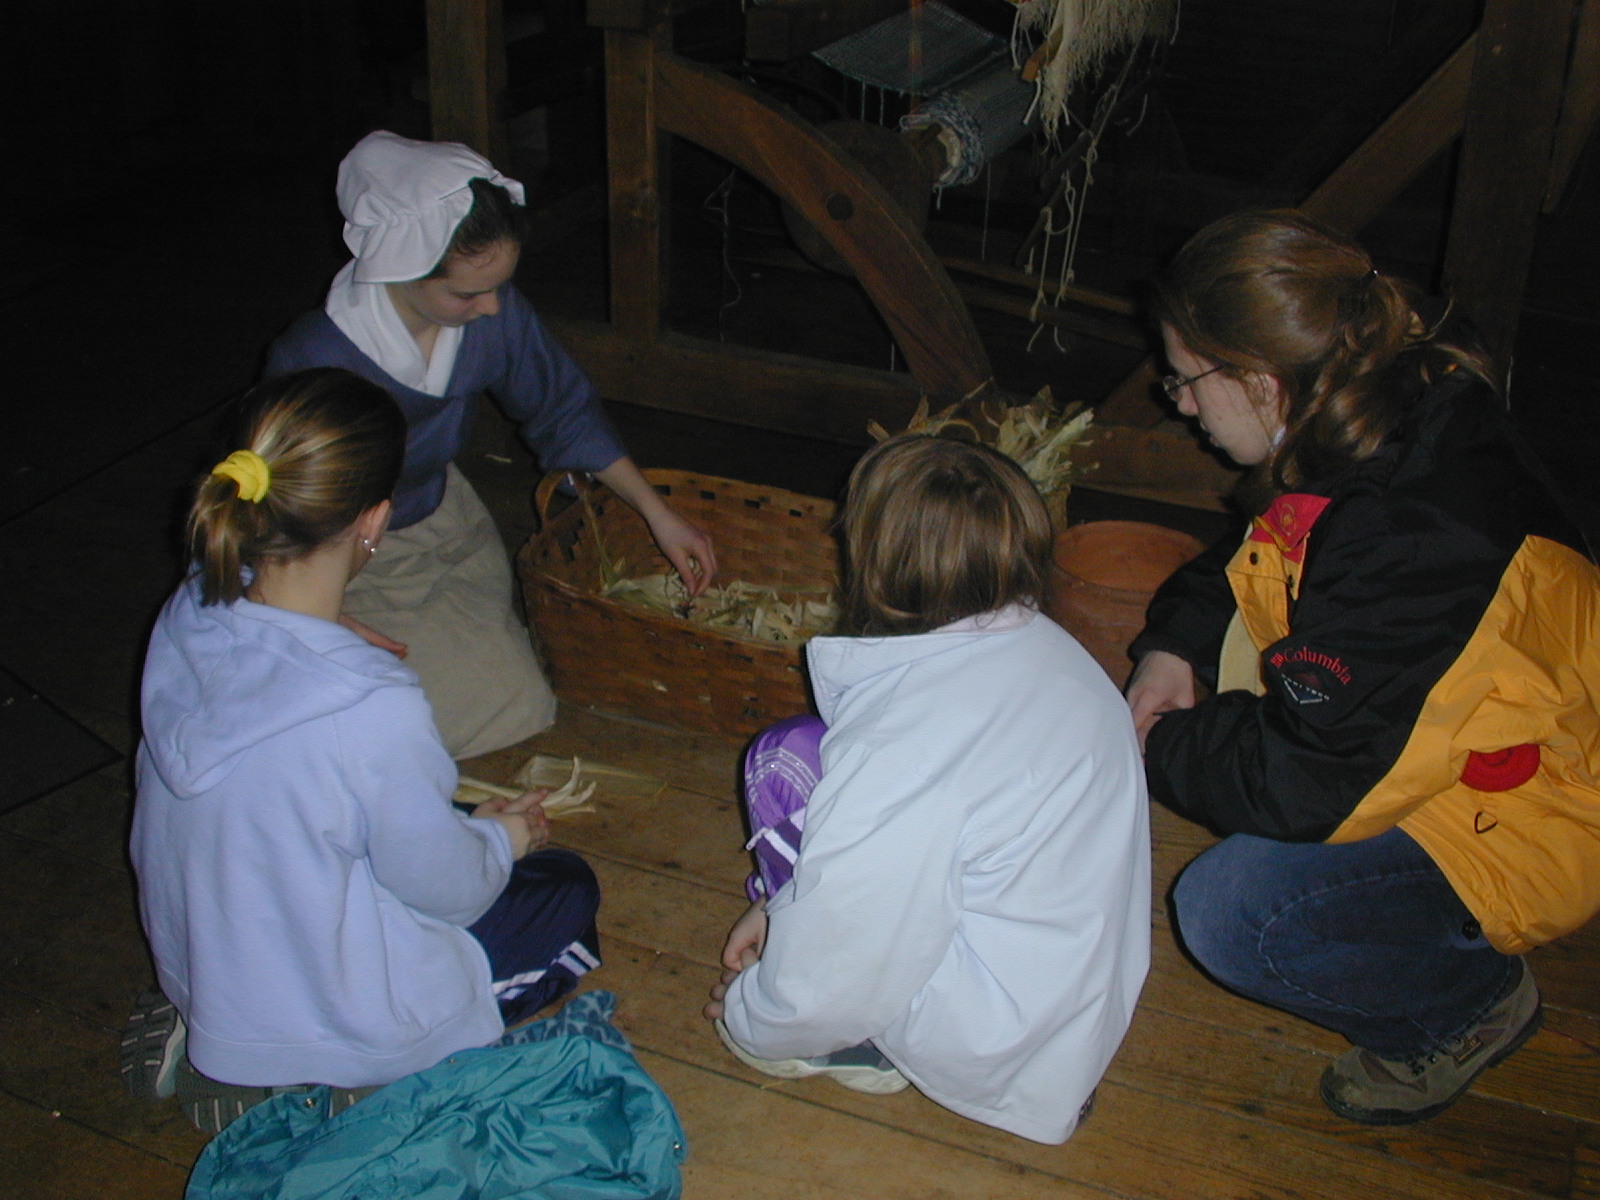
[267,131,717,758]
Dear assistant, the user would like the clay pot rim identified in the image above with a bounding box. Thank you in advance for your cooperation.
[1052,520,1207,602]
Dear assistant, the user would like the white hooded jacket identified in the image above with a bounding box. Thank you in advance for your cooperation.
[131,577,512,1087]
[720,608,1151,1143]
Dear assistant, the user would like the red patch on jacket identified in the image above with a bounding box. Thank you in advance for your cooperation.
[1249,493,1332,565]
[1460,744,1541,791]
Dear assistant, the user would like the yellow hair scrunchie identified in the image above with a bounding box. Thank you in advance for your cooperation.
[211,450,272,503]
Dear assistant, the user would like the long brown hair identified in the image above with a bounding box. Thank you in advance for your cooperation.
[187,369,406,605]
[836,435,1054,637]
[1152,208,1494,506]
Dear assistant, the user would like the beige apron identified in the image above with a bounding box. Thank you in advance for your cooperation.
[344,464,557,759]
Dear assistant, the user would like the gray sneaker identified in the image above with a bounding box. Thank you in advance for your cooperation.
[120,990,187,1100]
[714,1019,910,1094]
[176,1059,379,1136]
[1319,960,1542,1125]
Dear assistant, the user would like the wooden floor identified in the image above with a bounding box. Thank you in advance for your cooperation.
[5,687,1598,1198]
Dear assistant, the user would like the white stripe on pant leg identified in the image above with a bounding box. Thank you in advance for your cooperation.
[491,938,599,998]
[745,826,801,863]
[492,968,548,998]
[565,940,602,972]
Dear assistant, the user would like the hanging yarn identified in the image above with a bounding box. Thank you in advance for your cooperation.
[1011,0,1175,138]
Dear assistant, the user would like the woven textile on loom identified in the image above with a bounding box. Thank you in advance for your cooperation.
[810,2,1009,97]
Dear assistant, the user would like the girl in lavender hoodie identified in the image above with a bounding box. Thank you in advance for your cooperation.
[126,368,599,1133]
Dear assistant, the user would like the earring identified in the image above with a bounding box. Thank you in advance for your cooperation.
[361,538,376,557]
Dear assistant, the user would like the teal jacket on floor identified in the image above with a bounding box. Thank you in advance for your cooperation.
[186,992,685,1200]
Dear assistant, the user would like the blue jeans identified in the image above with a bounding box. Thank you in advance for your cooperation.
[1172,828,1518,1058]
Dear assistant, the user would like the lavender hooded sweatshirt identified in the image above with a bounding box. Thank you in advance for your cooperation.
[131,577,514,1087]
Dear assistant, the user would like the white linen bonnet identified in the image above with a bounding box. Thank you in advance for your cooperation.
[336,131,526,284]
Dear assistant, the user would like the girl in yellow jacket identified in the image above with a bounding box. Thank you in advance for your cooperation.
[1127,209,1600,1125]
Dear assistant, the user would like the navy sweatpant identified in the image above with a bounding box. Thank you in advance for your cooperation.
[467,848,601,1026]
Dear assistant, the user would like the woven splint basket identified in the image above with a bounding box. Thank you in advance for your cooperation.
[517,471,839,738]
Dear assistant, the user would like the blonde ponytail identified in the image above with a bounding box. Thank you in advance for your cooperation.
[185,369,405,604]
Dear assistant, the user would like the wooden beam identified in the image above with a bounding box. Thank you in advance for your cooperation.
[1264,0,1478,196]
[587,0,706,33]
[552,320,1237,510]
[1301,31,1475,232]
[424,0,509,163]
[1546,0,1600,210]
[939,255,1139,317]
[550,321,925,444]
[604,26,670,344]
[1444,0,1579,369]
[1099,30,1480,431]
[1070,423,1239,513]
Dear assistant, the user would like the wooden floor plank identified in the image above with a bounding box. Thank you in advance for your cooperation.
[587,923,1560,1200]
[589,854,742,969]
[0,987,205,1170]
[1109,1004,1585,1196]
[466,704,748,802]
[9,694,1587,1199]
[553,784,751,895]
[644,1053,1117,1200]
[0,1092,191,1200]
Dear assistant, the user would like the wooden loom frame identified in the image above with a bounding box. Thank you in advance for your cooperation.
[426,0,1597,511]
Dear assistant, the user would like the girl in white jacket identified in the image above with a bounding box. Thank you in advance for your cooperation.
[706,435,1151,1144]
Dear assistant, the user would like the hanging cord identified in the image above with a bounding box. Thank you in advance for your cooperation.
[980,160,994,261]
[1027,100,1104,351]
[701,169,744,340]
[1017,34,1151,351]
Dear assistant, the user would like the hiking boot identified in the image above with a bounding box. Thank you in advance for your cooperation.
[120,990,187,1100]
[1319,960,1542,1125]
[714,1019,910,1094]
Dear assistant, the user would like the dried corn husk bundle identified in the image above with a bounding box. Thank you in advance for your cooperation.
[512,754,665,803]
[454,756,599,818]
[572,480,838,644]
[867,386,1094,504]
[601,571,837,646]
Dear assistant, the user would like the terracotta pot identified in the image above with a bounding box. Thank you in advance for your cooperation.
[1046,521,1207,686]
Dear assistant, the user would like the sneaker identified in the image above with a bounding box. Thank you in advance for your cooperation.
[175,1059,378,1136]
[714,1019,910,1094]
[120,990,187,1100]
[1319,960,1542,1125]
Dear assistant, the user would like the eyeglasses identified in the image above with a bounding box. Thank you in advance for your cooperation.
[1160,364,1225,401]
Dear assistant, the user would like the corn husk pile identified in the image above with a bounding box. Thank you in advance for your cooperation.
[573,485,838,646]
[602,572,837,646]
[867,385,1094,503]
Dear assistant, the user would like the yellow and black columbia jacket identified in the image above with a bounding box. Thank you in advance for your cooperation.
[1135,372,1600,953]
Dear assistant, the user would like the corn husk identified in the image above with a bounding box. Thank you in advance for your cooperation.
[455,756,600,819]
[512,753,665,804]
[868,386,1093,501]
[602,571,837,646]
